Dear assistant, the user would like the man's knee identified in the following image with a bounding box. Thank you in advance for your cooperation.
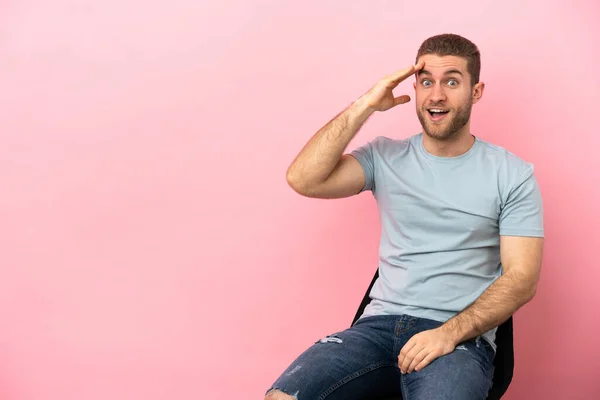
[264,389,297,400]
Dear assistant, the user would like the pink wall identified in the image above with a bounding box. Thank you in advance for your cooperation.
[0,1,598,399]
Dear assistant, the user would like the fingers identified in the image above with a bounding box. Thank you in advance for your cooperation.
[401,346,425,374]
[389,60,425,84]
[398,340,419,374]
[400,346,439,374]
[399,340,415,362]
[393,95,411,106]
[407,347,428,373]
[414,351,438,372]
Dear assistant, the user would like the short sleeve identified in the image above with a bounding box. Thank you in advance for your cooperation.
[349,138,377,194]
[499,165,544,237]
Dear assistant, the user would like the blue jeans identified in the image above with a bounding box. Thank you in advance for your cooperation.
[266,314,495,400]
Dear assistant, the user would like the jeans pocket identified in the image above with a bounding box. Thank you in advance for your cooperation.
[478,337,496,366]
[458,336,495,375]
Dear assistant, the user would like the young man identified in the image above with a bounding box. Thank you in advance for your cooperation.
[266,34,544,400]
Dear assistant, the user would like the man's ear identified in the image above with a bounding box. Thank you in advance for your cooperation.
[472,82,485,104]
[413,82,417,90]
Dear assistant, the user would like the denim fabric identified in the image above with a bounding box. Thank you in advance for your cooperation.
[266,314,495,400]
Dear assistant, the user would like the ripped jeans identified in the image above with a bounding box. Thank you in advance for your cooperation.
[265,314,495,400]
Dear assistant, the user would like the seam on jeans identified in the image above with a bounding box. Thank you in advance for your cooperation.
[317,361,393,400]
[401,373,409,400]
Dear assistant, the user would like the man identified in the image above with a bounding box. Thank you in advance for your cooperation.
[265,33,544,400]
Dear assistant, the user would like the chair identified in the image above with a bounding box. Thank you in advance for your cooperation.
[351,269,515,400]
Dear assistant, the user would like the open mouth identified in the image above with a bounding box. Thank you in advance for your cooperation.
[427,108,450,121]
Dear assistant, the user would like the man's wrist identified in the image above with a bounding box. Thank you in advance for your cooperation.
[438,319,468,346]
[351,96,376,118]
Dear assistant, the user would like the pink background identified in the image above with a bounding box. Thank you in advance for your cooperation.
[1,0,599,399]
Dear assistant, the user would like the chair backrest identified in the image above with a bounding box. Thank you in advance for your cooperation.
[351,270,514,400]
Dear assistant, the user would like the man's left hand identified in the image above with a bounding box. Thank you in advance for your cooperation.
[398,328,458,374]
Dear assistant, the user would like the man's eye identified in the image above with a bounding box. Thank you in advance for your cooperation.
[448,79,458,86]
[422,80,432,87]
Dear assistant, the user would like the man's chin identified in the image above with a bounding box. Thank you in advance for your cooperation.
[423,126,454,141]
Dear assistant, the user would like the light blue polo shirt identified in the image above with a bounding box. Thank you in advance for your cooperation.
[350,133,544,349]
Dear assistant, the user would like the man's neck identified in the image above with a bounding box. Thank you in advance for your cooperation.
[422,129,476,158]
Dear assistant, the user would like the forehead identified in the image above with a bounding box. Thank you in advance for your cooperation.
[416,54,468,76]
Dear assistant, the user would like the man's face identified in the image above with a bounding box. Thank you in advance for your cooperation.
[414,54,482,141]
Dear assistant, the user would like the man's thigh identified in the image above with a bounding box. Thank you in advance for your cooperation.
[401,336,495,400]
[265,315,403,400]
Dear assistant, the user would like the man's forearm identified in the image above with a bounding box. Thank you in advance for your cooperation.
[286,97,374,188]
[440,270,536,345]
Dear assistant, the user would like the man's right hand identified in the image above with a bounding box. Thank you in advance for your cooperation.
[360,61,425,112]
[286,61,425,199]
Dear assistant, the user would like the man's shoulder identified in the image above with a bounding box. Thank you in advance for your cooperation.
[368,133,419,154]
[475,137,534,174]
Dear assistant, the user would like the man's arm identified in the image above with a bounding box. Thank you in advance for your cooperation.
[440,235,544,343]
[398,235,544,374]
[285,100,373,199]
[286,62,424,199]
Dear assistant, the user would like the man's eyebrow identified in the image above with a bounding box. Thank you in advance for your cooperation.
[417,69,464,77]
[444,69,463,76]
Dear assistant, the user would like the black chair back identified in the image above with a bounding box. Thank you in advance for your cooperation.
[351,270,514,400]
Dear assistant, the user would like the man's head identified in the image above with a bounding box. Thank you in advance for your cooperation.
[413,34,484,141]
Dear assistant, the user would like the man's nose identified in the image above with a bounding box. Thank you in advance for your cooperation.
[429,83,447,103]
